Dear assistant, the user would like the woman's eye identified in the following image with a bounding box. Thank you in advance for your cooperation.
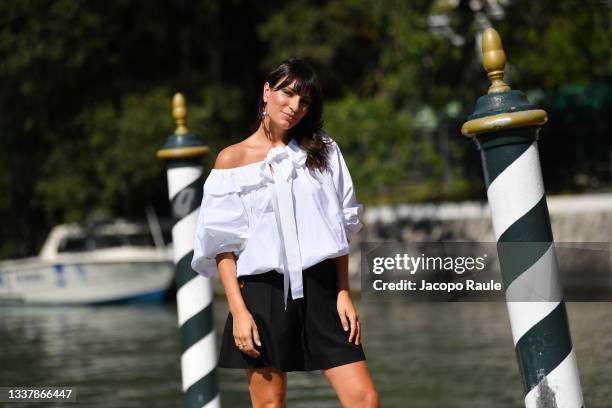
[282,89,292,96]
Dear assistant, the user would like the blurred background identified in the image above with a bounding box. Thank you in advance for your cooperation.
[1,0,611,407]
[1,0,610,258]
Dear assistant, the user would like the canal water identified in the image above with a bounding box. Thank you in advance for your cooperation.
[0,301,610,407]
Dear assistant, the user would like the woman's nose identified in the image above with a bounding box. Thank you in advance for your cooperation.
[289,96,300,112]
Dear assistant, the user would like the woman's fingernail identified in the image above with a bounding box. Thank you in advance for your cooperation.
[343,326,348,331]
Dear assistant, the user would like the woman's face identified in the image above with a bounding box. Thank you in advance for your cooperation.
[263,78,311,130]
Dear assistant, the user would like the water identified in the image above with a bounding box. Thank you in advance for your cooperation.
[0,301,610,407]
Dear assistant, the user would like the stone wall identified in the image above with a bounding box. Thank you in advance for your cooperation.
[360,193,612,243]
[349,193,612,279]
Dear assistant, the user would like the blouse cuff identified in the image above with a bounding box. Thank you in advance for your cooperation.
[192,241,244,279]
[202,241,244,260]
[343,204,364,241]
[192,233,246,278]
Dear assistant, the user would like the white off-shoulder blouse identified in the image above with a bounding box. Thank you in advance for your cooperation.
[191,135,363,304]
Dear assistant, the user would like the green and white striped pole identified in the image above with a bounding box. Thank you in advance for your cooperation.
[462,29,583,407]
[158,93,220,408]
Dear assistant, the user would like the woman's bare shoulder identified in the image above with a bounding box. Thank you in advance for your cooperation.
[215,135,269,169]
[215,136,268,169]
[214,143,248,169]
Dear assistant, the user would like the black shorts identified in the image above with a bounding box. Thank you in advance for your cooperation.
[218,258,366,372]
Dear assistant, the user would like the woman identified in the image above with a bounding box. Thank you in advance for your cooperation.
[192,57,379,408]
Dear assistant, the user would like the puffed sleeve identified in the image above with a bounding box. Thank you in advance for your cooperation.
[191,170,249,277]
[327,138,364,241]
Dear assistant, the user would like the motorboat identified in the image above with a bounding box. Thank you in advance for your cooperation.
[0,219,174,304]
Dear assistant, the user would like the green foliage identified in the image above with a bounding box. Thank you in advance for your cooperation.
[325,95,444,203]
[0,0,610,258]
[34,85,245,221]
[35,88,171,221]
[498,0,611,91]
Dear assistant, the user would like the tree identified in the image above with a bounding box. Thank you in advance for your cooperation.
[1,0,609,258]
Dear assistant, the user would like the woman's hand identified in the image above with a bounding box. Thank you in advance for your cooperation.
[216,252,261,358]
[232,309,262,358]
[337,290,361,345]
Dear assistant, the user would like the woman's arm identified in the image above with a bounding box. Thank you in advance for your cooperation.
[335,254,361,345]
[216,252,261,358]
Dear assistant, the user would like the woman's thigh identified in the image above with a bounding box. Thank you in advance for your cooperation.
[246,367,288,408]
[322,361,379,408]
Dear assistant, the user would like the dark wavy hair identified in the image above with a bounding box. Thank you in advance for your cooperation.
[253,57,330,171]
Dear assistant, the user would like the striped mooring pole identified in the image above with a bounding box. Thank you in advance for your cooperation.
[157,93,221,408]
[462,29,584,407]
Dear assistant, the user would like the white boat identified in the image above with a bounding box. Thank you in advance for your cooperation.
[0,220,175,305]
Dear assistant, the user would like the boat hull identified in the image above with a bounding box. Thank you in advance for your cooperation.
[0,260,174,305]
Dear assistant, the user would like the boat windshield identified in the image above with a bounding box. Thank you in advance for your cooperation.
[57,233,156,253]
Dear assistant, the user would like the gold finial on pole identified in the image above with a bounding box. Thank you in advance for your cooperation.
[482,28,510,94]
[158,92,209,160]
[172,92,189,135]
